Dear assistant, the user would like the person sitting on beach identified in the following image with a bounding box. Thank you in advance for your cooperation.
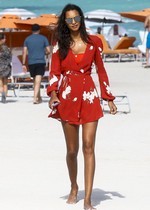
[97,26,102,34]
[0,33,12,103]
[108,24,127,37]
[22,24,50,104]
[107,24,128,48]
[144,15,150,67]
[47,3,117,210]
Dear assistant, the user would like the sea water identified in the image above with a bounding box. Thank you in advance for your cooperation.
[0,0,149,45]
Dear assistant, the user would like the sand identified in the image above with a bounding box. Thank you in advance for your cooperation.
[0,60,150,210]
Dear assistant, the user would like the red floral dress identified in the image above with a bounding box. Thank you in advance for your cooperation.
[47,35,115,125]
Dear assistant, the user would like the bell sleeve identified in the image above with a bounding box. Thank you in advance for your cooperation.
[93,36,115,101]
[47,42,61,97]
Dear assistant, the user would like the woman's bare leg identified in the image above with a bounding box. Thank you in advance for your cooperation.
[3,77,8,95]
[0,78,3,93]
[62,121,79,204]
[82,121,98,210]
[0,77,7,103]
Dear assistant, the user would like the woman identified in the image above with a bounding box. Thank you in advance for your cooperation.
[47,4,117,210]
[0,33,12,103]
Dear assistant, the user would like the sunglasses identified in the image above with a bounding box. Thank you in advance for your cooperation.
[65,15,81,24]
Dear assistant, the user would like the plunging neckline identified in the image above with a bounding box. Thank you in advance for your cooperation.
[70,43,89,65]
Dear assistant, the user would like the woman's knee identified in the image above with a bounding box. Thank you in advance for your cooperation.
[82,141,94,155]
[67,149,78,159]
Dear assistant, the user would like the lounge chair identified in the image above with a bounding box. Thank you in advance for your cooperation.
[8,55,31,96]
[11,55,30,82]
[10,55,49,97]
[96,34,141,62]
[113,36,135,50]
[101,94,131,113]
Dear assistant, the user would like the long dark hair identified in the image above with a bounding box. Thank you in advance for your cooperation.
[56,4,89,60]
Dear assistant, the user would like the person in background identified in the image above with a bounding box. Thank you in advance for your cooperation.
[107,24,128,48]
[0,33,12,103]
[97,26,102,34]
[144,15,150,67]
[108,24,127,37]
[22,24,50,104]
[47,4,117,210]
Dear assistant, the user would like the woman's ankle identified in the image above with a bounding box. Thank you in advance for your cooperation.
[66,184,78,204]
[84,199,96,210]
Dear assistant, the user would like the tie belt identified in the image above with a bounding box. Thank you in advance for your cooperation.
[63,70,91,77]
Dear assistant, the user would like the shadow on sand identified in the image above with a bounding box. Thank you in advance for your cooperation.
[61,188,125,206]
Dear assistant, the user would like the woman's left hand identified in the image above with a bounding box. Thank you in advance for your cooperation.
[108,101,117,115]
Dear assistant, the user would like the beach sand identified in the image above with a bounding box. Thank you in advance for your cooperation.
[0,60,150,210]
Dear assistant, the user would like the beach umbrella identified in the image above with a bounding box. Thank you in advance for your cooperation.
[84,9,122,24]
[0,15,20,29]
[15,14,58,46]
[0,15,21,48]
[15,14,58,43]
[120,8,150,22]
[0,8,36,19]
[15,14,58,31]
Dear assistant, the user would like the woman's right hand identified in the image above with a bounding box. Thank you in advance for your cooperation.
[108,101,117,115]
[48,91,60,109]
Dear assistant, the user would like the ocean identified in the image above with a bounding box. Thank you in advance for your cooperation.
[0,0,150,45]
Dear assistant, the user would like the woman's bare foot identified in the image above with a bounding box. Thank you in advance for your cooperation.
[66,185,78,204]
[84,201,96,210]
[84,206,96,210]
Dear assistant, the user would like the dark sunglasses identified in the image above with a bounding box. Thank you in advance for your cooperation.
[65,15,81,24]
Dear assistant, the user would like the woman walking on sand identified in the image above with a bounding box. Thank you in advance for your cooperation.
[0,33,12,103]
[47,4,117,210]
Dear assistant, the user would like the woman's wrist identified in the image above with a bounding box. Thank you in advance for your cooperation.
[51,90,57,97]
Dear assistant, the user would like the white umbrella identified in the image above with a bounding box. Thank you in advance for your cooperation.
[84,9,122,23]
[0,8,36,19]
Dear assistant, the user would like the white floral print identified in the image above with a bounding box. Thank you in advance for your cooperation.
[49,75,58,86]
[98,47,103,56]
[103,82,112,94]
[98,47,102,52]
[73,97,77,102]
[83,88,98,104]
[91,62,96,72]
[66,71,71,75]
[62,85,71,99]
[90,45,94,50]
[80,69,84,73]
[53,43,59,53]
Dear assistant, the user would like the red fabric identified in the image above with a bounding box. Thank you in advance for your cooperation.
[74,53,84,64]
[47,35,115,124]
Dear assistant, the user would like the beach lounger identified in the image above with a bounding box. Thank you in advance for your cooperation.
[113,36,135,50]
[101,94,131,113]
[9,55,49,97]
[8,55,31,96]
[96,34,141,62]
